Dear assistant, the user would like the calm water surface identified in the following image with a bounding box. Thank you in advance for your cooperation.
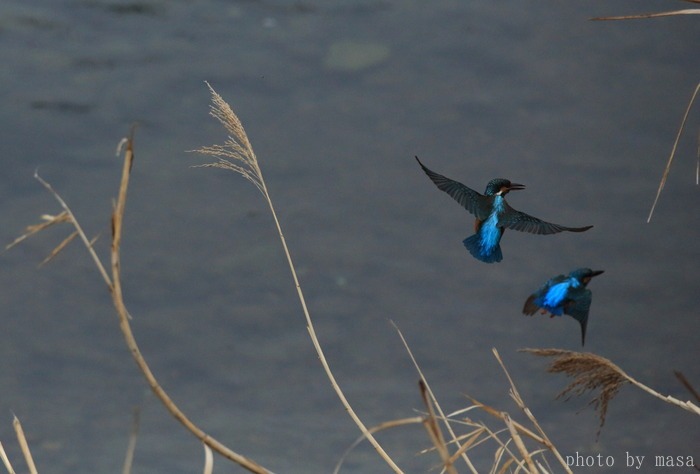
[1,1,698,472]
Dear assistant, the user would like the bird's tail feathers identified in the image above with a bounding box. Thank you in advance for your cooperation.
[463,234,502,263]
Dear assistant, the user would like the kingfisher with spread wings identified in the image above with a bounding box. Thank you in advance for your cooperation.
[415,157,593,263]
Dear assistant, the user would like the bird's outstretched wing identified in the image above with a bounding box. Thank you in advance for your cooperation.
[564,288,592,346]
[522,294,540,316]
[500,203,593,235]
[415,156,490,220]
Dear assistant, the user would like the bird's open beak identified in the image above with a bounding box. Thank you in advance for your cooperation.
[590,270,604,277]
[508,183,526,191]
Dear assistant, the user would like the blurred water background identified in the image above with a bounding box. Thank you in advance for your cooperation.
[1,0,698,472]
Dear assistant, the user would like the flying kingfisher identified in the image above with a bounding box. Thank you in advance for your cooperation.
[415,157,593,263]
[523,268,604,345]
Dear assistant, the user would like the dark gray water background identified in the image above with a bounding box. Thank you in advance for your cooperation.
[1,0,698,472]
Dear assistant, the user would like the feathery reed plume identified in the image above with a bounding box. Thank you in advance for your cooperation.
[523,349,700,436]
[193,82,402,473]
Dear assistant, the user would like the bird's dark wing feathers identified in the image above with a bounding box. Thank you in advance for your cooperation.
[501,203,593,235]
[564,288,592,345]
[522,295,539,316]
[415,157,489,220]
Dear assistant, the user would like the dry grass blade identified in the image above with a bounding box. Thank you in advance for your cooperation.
[467,399,545,447]
[674,371,700,403]
[591,9,700,20]
[121,406,140,474]
[492,349,573,474]
[194,83,401,473]
[12,416,37,474]
[203,444,213,474]
[33,171,113,289]
[5,212,71,251]
[0,441,16,474]
[38,230,79,266]
[502,413,537,474]
[333,417,423,474]
[419,381,458,474]
[523,349,700,437]
[647,82,700,222]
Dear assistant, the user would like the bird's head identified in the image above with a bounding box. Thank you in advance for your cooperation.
[570,268,604,286]
[485,179,525,196]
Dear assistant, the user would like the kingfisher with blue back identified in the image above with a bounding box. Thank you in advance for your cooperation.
[415,157,593,263]
[523,268,604,345]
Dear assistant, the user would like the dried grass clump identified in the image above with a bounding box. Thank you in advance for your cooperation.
[330,326,577,474]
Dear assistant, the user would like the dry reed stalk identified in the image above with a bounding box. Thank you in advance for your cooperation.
[193,82,402,473]
[591,3,700,21]
[12,416,37,474]
[590,6,699,222]
[121,406,140,474]
[0,441,16,474]
[419,381,459,474]
[502,412,537,473]
[646,82,700,222]
[107,130,272,473]
[522,348,700,436]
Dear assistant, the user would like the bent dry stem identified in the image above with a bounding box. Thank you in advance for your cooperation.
[34,132,272,474]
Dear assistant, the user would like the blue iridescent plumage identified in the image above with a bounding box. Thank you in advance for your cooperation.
[415,157,593,263]
[523,268,604,345]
